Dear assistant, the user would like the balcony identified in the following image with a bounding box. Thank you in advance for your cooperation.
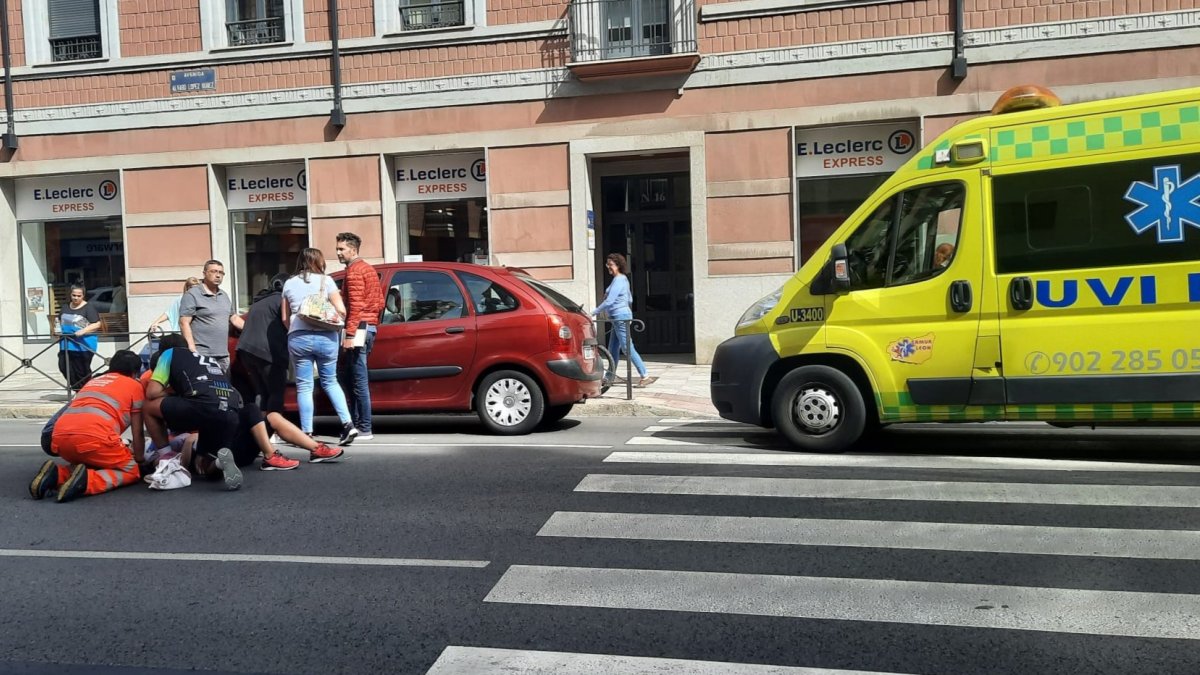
[226,16,286,47]
[50,35,102,62]
[400,1,466,31]
[567,0,698,81]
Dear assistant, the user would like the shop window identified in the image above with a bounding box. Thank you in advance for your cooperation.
[382,270,467,323]
[843,183,964,290]
[992,153,1200,274]
[797,174,888,264]
[400,198,488,264]
[457,271,519,315]
[230,207,308,310]
[21,217,126,337]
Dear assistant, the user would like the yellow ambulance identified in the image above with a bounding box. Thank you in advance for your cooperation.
[710,85,1200,452]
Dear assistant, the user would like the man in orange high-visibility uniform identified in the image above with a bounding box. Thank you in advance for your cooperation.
[29,351,147,503]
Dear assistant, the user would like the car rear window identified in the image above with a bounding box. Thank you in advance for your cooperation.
[514,274,582,313]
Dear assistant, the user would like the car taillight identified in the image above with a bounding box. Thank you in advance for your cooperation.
[547,314,574,351]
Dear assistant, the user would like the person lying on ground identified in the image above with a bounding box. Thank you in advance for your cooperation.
[141,333,243,491]
[178,403,344,478]
[31,350,147,503]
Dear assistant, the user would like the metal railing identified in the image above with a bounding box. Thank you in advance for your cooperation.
[400,1,465,31]
[595,317,646,401]
[226,16,286,47]
[568,0,696,63]
[50,35,102,62]
[0,330,160,401]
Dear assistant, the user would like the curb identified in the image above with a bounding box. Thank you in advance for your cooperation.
[0,405,62,420]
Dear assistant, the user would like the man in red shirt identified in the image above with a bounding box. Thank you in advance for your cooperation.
[336,232,384,440]
[30,350,147,503]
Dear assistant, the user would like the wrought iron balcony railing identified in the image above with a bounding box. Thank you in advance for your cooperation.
[50,35,102,62]
[568,0,696,63]
[400,1,465,31]
[226,16,286,47]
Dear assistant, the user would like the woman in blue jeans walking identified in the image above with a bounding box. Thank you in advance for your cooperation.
[281,248,359,446]
[593,252,656,388]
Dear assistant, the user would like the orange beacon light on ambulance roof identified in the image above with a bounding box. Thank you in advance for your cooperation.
[991,85,1061,115]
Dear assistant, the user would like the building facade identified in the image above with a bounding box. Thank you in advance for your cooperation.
[0,0,1197,367]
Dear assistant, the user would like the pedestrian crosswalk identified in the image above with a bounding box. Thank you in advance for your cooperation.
[429,419,1200,674]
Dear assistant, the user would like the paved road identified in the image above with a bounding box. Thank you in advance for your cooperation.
[1,416,1199,674]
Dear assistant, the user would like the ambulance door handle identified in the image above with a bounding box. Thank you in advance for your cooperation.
[1009,276,1033,311]
[949,280,973,313]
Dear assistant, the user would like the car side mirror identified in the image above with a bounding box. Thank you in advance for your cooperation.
[813,244,852,295]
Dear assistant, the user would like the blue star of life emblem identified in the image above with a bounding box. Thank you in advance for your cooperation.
[897,339,916,358]
[1123,165,1200,243]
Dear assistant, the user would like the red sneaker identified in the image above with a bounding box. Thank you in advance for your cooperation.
[309,443,344,463]
[261,451,300,471]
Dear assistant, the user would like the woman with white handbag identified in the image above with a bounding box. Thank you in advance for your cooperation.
[280,248,359,446]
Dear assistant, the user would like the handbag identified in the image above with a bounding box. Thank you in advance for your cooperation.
[298,274,344,330]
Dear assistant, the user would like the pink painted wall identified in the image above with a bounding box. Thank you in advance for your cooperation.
[487,145,569,194]
[707,195,791,245]
[706,129,790,182]
[126,224,212,268]
[124,166,209,214]
[489,206,570,253]
[309,156,381,204]
[306,0,376,42]
[119,0,202,58]
[311,216,383,259]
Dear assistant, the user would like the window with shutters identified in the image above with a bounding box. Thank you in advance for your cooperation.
[227,0,286,47]
[48,0,102,62]
[22,0,117,65]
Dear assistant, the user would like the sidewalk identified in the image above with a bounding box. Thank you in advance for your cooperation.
[0,357,720,420]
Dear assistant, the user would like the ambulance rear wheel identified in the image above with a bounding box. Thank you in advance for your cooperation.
[772,365,866,453]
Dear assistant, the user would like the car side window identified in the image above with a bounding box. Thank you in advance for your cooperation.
[382,270,467,323]
[844,182,964,289]
[457,271,520,315]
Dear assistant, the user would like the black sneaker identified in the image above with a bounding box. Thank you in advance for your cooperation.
[56,464,88,503]
[30,459,59,500]
[338,423,359,447]
[215,448,243,491]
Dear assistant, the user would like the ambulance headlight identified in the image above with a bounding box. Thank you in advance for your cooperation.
[737,288,784,329]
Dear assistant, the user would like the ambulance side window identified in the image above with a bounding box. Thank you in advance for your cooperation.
[889,183,964,285]
[844,198,896,290]
[843,182,964,290]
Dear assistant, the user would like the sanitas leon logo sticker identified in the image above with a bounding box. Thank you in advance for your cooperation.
[887,334,934,364]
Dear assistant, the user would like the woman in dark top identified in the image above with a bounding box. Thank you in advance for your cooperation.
[235,274,290,417]
[54,284,102,391]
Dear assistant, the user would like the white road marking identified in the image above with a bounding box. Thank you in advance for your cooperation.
[484,565,1200,640]
[657,418,741,425]
[574,474,1200,507]
[641,425,774,434]
[603,451,1200,473]
[0,548,489,568]
[626,436,706,446]
[538,511,1200,560]
[426,646,912,675]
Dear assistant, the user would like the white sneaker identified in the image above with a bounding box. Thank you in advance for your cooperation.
[356,432,374,441]
[269,433,282,444]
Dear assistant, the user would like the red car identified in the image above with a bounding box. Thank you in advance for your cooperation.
[231,262,603,435]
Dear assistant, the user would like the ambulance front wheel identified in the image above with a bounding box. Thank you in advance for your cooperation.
[772,365,866,453]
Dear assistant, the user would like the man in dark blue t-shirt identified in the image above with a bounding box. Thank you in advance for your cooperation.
[143,333,243,490]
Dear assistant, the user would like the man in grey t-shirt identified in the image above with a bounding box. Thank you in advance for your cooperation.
[179,260,245,372]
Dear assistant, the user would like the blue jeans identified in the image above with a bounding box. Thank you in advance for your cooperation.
[288,331,352,433]
[340,327,374,433]
[608,318,647,379]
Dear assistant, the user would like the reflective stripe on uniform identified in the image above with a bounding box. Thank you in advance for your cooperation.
[74,391,122,411]
[60,407,122,434]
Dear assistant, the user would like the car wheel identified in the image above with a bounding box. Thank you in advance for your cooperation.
[539,403,574,427]
[477,370,545,435]
[771,365,866,453]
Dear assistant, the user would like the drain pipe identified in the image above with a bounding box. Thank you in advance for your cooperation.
[328,0,347,128]
[951,0,968,80]
[1,0,18,149]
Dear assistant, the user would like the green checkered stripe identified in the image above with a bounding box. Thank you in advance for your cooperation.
[990,103,1200,164]
[913,134,981,171]
[875,392,1200,423]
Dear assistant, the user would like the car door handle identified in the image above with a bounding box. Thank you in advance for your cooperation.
[1009,276,1033,311]
[949,280,972,313]
[445,326,465,334]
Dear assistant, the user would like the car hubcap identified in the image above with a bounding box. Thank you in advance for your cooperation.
[485,378,532,427]
[793,386,840,433]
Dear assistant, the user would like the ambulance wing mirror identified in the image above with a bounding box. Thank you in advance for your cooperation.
[813,244,851,295]
[831,243,851,291]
